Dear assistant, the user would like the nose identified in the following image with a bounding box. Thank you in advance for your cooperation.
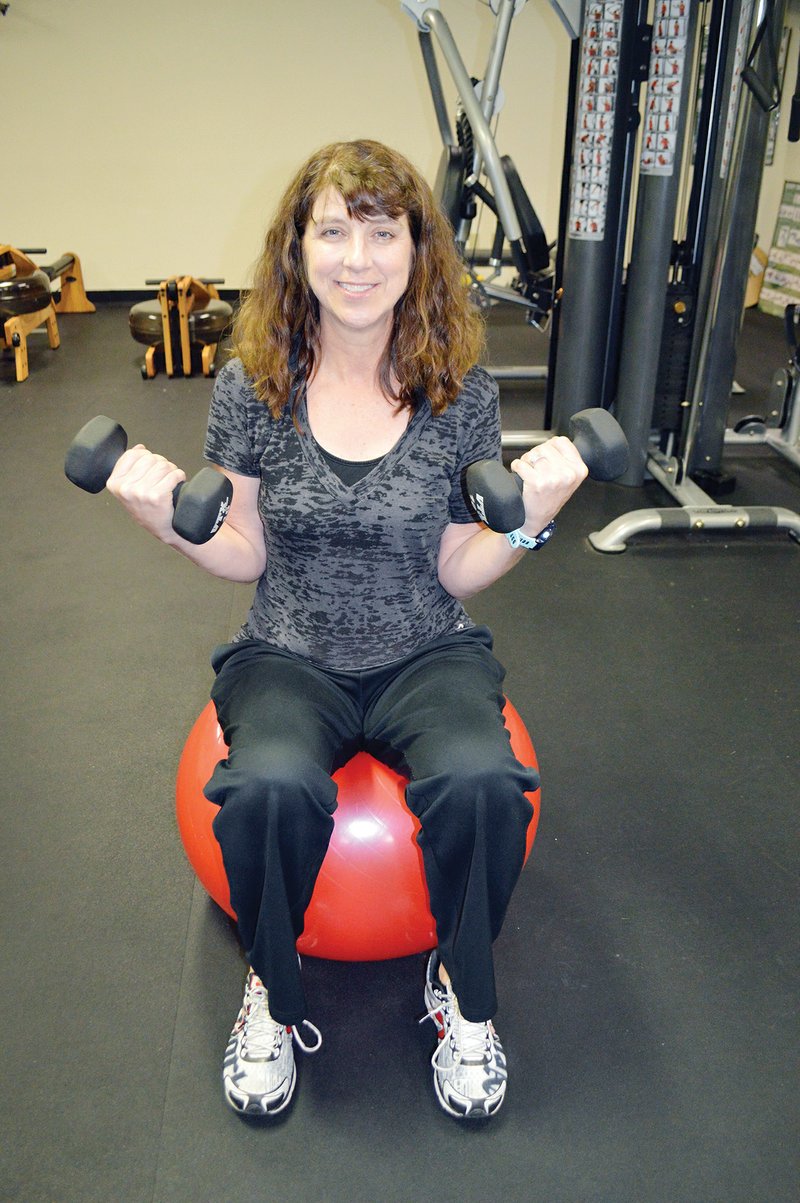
[342,228,370,270]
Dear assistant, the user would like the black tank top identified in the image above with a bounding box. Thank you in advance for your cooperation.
[315,442,384,485]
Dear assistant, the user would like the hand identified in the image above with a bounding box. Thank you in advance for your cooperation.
[509,436,588,537]
[105,445,186,541]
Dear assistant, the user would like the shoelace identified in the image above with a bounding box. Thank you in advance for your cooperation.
[290,1020,323,1054]
[421,989,501,1070]
[244,979,323,1058]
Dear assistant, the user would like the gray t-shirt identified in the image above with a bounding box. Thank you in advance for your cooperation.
[204,358,501,670]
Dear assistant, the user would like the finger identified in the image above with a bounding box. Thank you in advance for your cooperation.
[123,464,185,502]
[547,435,589,473]
[109,448,183,491]
[107,445,156,487]
[512,438,587,484]
[510,451,554,485]
[521,437,584,469]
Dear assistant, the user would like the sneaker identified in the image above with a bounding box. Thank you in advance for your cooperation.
[222,971,322,1117]
[420,953,508,1119]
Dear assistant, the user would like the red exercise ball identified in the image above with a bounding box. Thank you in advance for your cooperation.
[175,699,540,961]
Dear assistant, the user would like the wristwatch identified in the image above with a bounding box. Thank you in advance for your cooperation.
[505,520,556,550]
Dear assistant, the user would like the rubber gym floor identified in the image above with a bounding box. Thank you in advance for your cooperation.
[1,302,798,1203]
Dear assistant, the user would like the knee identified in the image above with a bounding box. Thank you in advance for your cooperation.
[205,740,337,822]
[440,730,528,793]
[412,740,534,833]
[454,765,533,831]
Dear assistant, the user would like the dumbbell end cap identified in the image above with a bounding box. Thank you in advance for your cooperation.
[65,416,127,493]
[568,408,630,481]
[172,468,233,544]
[64,448,107,493]
[465,459,526,533]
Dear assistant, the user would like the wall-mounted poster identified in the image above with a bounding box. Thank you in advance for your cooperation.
[759,180,800,316]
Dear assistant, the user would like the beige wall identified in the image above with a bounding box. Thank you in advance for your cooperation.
[3,0,570,291]
[5,0,797,294]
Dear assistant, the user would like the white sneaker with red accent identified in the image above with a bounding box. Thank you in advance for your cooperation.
[421,953,508,1119]
[222,971,322,1117]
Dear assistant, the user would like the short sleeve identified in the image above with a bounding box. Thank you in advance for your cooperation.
[448,367,502,523]
[203,359,263,477]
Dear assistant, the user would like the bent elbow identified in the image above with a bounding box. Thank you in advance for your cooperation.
[437,571,479,603]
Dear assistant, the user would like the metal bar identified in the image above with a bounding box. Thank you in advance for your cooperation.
[613,1,699,486]
[490,366,548,380]
[546,34,582,430]
[588,502,800,551]
[423,9,523,243]
[501,429,549,448]
[725,428,800,471]
[683,0,735,285]
[481,0,515,122]
[767,435,800,471]
[474,278,542,310]
[419,29,455,147]
[471,0,517,179]
[647,449,714,504]
[681,0,782,477]
[587,446,800,550]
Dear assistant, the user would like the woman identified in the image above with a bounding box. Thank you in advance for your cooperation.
[107,139,587,1121]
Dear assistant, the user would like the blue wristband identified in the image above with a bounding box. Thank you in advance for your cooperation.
[505,520,556,550]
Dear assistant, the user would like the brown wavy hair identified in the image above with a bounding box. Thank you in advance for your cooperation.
[231,139,484,417]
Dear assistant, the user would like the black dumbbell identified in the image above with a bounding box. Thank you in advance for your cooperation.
[465,408,629,533]
[65,415,232,545]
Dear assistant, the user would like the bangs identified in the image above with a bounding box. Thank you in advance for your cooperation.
[330,171,410,222]
[302,141,420,227]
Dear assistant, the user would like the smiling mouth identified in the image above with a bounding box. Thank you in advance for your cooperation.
[337,282,376,294]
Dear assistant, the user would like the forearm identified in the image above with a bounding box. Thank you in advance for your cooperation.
[106,452,266,583]
[438,526,527,600]
[161,522,266,582]
[439,435,589,598]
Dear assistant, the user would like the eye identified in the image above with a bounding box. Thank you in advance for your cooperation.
[373,228,395,240]
[321,226,344,238]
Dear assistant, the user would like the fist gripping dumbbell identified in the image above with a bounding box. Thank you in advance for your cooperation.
[465,408,629,534]
[65,415,232,545]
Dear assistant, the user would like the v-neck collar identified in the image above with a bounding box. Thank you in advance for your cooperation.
[294,385,430,500]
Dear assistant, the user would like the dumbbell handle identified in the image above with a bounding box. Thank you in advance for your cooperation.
[65,415,232,545]
[465,408,629,534]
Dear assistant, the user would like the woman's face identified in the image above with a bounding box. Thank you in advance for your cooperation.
[302,188,415,344]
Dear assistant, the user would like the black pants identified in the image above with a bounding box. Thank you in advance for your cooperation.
[205,626,538,1026]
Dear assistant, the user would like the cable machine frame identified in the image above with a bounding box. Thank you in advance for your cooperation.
[588,0,800,551]
[402,0,560,402]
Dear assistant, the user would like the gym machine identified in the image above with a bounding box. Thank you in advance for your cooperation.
[401,0,571,401]
[726,301,800,471]
[407,0,800,548]
[0,245,94,382]
[547,0,800,550]
[128,276,232,379]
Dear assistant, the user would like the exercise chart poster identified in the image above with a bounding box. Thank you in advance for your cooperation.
[569,1,624,240]
[640,1,690,177]
[759,180,800,316]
